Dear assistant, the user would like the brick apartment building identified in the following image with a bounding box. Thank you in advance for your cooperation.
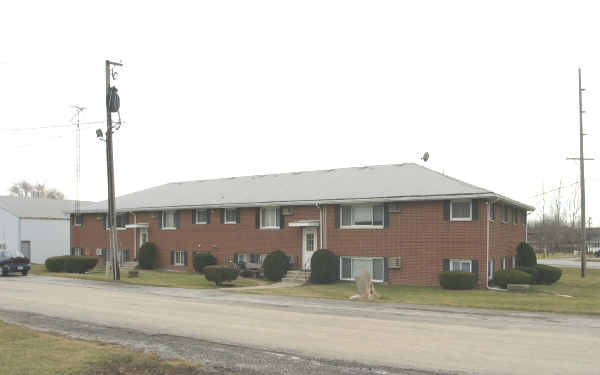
[70,163,532,288]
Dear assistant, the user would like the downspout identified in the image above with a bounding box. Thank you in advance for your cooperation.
[316,203,323,248]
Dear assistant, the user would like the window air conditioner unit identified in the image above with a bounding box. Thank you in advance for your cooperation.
[388,256,402,269]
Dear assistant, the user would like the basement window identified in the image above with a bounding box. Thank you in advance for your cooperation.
[449,259,472,272]
[175,251,185,266]
[340,257,384,282]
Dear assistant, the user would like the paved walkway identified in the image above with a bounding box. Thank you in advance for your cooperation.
[1,275,599,375]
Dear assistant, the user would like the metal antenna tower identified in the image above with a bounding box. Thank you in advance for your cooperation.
[72,106,85,215]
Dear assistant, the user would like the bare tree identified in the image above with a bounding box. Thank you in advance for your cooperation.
[8,181,65,200]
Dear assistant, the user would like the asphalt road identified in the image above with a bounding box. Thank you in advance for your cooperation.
[538,258,600,269]
[1,276,599,375]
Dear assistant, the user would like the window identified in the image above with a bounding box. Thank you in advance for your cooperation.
[450,200,472,221]
[260,207,280,229]
[162,210,176,229]
[224,208,237,224]
[488,203,496,221]
[116,213,129,228]
[513,207,518,224]
[512,256,516,269]
[175,250,185,266]
[502,205,509,223]
[195,209,208,224]
[340,256,385,282]
[340,205,384,228]
[501,256,507,271]
[72,214,83,226]
[450,259,472,272]
[71,247,83,256]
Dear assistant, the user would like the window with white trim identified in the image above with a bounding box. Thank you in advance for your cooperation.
[488,203,496,221]
[224,208,237,224]
[71,247,83,256]
[162,210,176,229]
[340,257,385,282]
[512,207,518,224]
[501,256,507,270]
[260,207,280,229]
[195,209,208,224]
[450,200,472,221]
[73,214,83,226]
[340,205,384,228]
[512,256,516,269]
[175,250,185,266]
[449,259,472,272]
[502,205,509,223]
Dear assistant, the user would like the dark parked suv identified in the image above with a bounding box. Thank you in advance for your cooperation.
[0,249,30,276]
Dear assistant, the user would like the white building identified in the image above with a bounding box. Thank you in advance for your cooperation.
[0,196,89,264]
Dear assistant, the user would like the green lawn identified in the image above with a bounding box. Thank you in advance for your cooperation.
[239,268,600,315]
[0,322,207,375]
[29,264,266,289]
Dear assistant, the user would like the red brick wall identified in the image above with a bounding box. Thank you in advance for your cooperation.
[71,200,526,287]
[488,203,527,275]
[71,206,320,272]
[326,201,487,287]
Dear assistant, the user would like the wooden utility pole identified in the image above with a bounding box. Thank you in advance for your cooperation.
[105,59,122,280]
[578,68,587,278]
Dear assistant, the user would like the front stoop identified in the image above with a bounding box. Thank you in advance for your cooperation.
[282,270,310,283]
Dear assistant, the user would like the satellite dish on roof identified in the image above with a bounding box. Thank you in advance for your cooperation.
[422,152,430,162]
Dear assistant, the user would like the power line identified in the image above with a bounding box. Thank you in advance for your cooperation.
[0,120,105,132]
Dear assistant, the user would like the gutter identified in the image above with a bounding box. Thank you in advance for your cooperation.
[73,192,531,215]
[130,211,137,261]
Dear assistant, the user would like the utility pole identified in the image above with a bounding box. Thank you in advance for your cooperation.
[105,60,123,280]
[567,68,593,278]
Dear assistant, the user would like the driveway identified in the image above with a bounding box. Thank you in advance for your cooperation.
[538,258,600,269]
[1,276,599,375]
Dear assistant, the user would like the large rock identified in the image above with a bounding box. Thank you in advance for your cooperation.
[353,270,380,301]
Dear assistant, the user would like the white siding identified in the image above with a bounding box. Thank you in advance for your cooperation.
[20,218,70,264]
[0,207,19,252]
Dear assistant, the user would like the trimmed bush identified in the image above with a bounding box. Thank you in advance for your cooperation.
[493,270,532,289]
[138,242,158,270]
[439,271,476,290]
[515,242,536,267]
[535,264,562,284]
[192,252,217,273]
[64,256,98,273]
[310,249,339,284]
[45,256,68,272]
[204,265,239,286]
[516,266,539,284]
[263,250,290,282]
[46,256,97,273]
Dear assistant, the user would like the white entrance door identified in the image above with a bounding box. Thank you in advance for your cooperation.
[302,228,317,270]
[140,228,149,247]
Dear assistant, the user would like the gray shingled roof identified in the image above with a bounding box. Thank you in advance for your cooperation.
[76,163,533,213]
[0,196,91,219]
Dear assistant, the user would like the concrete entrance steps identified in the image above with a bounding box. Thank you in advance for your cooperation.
[120,262,138,270]
[282,270,310,283]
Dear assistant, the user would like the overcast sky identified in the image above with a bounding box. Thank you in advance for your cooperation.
[1,1,599,224]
